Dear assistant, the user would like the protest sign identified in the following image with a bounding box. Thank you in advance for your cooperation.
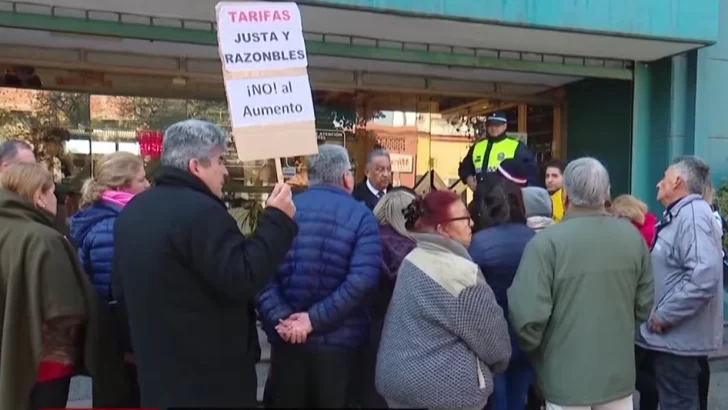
[215,2,319,180]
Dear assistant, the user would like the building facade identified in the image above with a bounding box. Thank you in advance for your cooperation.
[0,0,722,210]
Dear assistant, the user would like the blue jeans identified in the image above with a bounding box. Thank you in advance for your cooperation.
[491,361,535,410]
[652,351,701,410]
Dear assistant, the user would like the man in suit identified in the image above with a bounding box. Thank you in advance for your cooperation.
[353,148,392,210]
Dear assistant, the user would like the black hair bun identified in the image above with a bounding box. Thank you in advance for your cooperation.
[403,198,424,230]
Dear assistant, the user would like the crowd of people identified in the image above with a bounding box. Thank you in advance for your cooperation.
[0,117,724,410]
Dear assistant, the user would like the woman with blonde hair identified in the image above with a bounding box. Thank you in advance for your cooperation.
[372,188,417,315]
[360,188,417,408]
[70,152,149,302]
[0,163,120,409]
[703,179,726,234]
[68,151,149,406]
[610,194,660,410]
[609,194,657,246]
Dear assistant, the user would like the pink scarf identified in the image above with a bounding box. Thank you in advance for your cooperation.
[100,190,135,208]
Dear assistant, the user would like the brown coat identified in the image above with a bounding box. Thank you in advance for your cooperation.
[0,189,128,409]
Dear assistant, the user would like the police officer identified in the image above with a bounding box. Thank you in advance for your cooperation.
[458,111,538,190]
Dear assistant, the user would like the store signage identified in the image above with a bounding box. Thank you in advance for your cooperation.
[316,129,345,142]
[282,166,297,178]
[215,2,318,163]
[390,153,413,173]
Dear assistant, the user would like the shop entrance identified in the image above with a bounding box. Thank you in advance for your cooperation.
[304,91,565,196]
[0,0,637,201]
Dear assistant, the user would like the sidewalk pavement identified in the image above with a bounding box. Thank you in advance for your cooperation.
[66,326,728,410]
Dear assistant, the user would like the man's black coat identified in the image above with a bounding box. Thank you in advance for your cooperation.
[113,167,297,408]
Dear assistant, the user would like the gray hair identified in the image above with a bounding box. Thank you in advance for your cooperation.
[0,140,32,165]
[307,144,351,186]
[563,157,611,208]
[367,148,390,165]
[671,155,710,195]
[161,119,228,170]
[374,190,416,238]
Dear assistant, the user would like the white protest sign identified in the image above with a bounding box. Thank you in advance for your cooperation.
[226,75,315,127]
[217,3,308,71]
[216,2,318,163]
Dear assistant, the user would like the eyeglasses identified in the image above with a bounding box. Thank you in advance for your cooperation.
[435,216,471,231]
[446,216,471,223]
[438,216,471,226]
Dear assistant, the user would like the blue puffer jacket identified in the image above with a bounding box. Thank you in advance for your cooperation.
[468,223,535,362]
[257,185,382,349]
[69,201,122,304]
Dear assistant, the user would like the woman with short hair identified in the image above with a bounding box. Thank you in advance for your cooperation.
[0,163,117,410]
[376,190,511,410]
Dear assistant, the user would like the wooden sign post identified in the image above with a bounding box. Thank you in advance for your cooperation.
[215,2,319,182]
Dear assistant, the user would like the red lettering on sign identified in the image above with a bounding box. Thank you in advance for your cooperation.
[228,9,292,23]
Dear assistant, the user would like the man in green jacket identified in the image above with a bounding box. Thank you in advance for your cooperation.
[508,157,654,410]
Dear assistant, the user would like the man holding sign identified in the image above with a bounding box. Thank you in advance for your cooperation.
[113,120,298,408]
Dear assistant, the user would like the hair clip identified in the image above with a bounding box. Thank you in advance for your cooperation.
[403,199,423,230]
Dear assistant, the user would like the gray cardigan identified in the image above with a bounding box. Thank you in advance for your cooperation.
[375,233,511,409]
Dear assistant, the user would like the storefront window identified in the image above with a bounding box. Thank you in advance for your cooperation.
[0,87,559,203]
[526,105,555,164]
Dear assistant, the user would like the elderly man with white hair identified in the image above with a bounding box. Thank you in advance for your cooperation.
[257,144,381,408]
[508,157,654,410]
[636,155,723,410]
[113,120,297,408]
[352,147,393,210]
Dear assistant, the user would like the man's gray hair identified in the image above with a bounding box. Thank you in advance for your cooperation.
[161,119,228,170]
[670,155,710,195]
[563,157,611,208]
[0,139,32,165]
[307,144,351,186]
[367,148,390,165]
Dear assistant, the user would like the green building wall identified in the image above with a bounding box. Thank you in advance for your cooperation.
[565,79,633,198]
[628,0,726,213]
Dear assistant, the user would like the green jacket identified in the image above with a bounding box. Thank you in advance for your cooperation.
[508,209,653,406]
[0,189,129,409]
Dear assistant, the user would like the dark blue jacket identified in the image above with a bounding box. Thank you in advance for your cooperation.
[468,223,535,362]
[69,200,122,304]
[257,185,382,349]
[458,135,539,186]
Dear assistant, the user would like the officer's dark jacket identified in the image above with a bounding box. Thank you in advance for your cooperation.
[458,134,539,186]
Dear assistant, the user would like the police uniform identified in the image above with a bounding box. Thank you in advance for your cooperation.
[471,136,520,177]
[458,111,535,185]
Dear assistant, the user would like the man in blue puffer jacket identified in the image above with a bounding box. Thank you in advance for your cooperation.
[257,144,381,408]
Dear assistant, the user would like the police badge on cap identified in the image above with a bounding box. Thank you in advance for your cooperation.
[485,111,507,124]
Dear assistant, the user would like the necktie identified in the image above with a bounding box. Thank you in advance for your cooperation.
[377,191,384,199]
